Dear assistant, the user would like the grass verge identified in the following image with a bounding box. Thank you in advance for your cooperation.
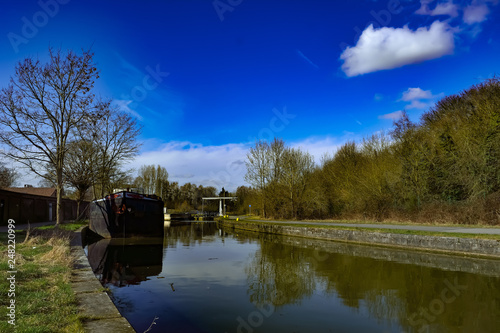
[223,217,500,241]
[238,215,500,228]
[35,220,89,232]
[0,222,87,333]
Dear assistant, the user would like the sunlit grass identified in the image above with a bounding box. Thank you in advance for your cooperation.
[35,220,88,232]
[224,217,500,241]
[0,230,85,333]
[236,215,500,228]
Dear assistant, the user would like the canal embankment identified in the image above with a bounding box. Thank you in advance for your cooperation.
[0,221,140,332]
[71,227,136,333]
[226,227,500,277]
[219,218,500,259]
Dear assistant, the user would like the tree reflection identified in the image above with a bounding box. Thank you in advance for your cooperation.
[246,236,316,307]
[164,222,219,247]
[241,230,500,332]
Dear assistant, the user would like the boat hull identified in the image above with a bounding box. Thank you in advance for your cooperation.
[89,192,164,238]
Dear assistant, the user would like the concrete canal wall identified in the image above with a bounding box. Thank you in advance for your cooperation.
[70,227,136,333]
[219,220,500,259]
[236,229,500,277]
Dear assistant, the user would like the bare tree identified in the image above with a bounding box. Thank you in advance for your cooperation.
[0,162,18,188]
[279,147,315,219]
[0,48,98,224]
[245,140,271,217]
[134,164,169,197]
[63,139,97,216]
[88,100,141,198]
[269,138,286,182]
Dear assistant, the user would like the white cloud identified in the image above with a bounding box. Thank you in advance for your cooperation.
[379,110,404,120]
[340,21,456,77]
[463,4,490,24]
[289,136,343,165]
[401,87,433,101]
[416,1,459,17]
[406,100,433,109]
[398,87,443,110]
[9,137,347,191]
[416,0,497,26]
[433,1,460,16]
[127,141,248,192]
[415,0,433,15]
[127,137,345,191]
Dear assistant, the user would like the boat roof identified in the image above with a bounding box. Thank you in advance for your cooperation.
[92,191,162,203]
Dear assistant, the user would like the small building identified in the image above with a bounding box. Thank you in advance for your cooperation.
[0,185,84,225]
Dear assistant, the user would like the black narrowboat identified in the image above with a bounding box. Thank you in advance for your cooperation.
[89,190,164,238]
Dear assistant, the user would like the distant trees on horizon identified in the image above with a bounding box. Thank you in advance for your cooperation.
[133,164,219,212]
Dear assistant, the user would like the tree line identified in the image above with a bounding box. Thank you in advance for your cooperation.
[3,48,497,225]
[132,164,220,212]
[244,79,500,225]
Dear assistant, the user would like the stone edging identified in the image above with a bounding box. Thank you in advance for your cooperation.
[70,227,136,333]
[220,220,500,259]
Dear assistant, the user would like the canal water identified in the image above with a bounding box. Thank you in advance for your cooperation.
[85,222,500,333]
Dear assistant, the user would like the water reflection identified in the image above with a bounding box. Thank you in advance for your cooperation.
[246,237,316,307]
[85,222,500,332]
[87,238,163,287]
[239,230,500,333]
[164,221,221,248]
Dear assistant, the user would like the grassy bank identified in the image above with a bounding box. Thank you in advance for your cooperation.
[224,216,500,241]
[0,222,87,333]
[240,214,500,227]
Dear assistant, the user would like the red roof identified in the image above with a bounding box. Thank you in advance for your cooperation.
[6,187,57,197]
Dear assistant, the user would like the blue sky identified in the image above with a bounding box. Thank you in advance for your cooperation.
[1,0,499,190]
